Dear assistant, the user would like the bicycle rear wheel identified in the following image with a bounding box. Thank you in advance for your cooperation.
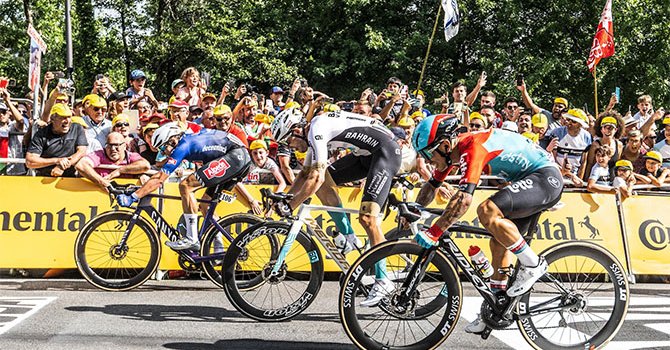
[222,221,324,322]
[200,213,265,288]
[75,211,160,291]
[517,241,629,349]
[339,240,462,350]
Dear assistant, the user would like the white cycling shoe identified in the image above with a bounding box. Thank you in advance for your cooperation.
[333,234,363,255]
[507,257,548,297]
[166,238,200,251]
[360,278,395,307]
[464,314,487,334]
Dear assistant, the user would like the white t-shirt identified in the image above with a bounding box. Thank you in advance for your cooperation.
[547,127,593,175]
[589,163,611,186]
[653,139,670,168]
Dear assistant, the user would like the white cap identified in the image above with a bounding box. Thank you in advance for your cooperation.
[501,121,519,133]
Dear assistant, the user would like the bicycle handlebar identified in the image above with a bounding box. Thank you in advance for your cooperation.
[106,181,142,206]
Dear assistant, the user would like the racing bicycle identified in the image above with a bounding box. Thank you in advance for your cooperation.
[222,177,418,322]
[338,194,630,350]
[74,180,269,291]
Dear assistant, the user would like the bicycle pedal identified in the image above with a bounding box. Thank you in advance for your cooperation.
[480,327,492,340]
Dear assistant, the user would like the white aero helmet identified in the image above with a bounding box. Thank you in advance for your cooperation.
[151,121,183,149]
[271,108,304,142]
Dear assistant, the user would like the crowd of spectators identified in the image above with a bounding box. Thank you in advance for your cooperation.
[1,67,669,201]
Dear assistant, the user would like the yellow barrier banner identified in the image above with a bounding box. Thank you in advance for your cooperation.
[0,176,662,274]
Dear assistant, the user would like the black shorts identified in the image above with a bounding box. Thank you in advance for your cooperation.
[195,147,251,193]
[489,166,563,234]
[328,137,401,208]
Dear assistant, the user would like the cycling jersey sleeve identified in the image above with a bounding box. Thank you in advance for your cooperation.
[307,117,330,167]
[161,141,189,174]
[457,134,499,194]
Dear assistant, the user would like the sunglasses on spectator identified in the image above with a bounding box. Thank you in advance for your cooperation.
[115,122,130,127]
[506,105,518,110]
[93,106,107,112]
[106,142,125,149]
[470,122,485,129]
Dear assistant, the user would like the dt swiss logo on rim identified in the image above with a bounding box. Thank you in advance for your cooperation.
[203,159,230,179]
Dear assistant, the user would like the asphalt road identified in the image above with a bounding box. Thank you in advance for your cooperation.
[0,279,669,350]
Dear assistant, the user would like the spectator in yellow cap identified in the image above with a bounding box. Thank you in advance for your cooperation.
[545,108,592,178]
[247,139,286,192]
[82,93,111,153]
[638,150,669,186]
[579,113,625,181]
[26,103,88,177]
[468,112,487,131]
[612,159,636,201]
[397,115,416,138]
[531,113,548,138]
[516,76,567,131]
[213,104,248,148]
[652,116,670,168]
[111,113,140,152]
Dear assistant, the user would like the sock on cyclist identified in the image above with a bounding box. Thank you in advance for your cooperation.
[374,259,388,280]
[507,237,539,267]
[328,209,355,236]
[184,213,199,242]
[490,279,508,293]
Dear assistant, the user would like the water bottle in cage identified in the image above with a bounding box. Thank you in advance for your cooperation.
[468,245,494,278]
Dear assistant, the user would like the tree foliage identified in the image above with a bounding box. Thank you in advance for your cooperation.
[1,0,669,110]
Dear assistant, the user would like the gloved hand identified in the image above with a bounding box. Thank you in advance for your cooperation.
[414,225,443,248]
[117,193,139,208]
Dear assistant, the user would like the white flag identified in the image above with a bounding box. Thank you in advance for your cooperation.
[442,0,460,42]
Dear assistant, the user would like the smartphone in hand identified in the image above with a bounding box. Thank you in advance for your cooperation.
[516,74,524,87]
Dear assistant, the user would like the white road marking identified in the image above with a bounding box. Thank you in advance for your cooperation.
[461,296,670,350]
[0,297,57,335]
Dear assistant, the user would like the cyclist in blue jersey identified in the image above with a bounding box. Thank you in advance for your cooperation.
[116,122,251,251]
[411,115,563,333]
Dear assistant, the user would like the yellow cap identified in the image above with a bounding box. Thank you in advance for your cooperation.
[323,103,340,112]
[601,116,618,127]
[253,113,274,124]
[614,159,633,170]
[70,116,88,128]
[469,112,487,125]
[112,114,130,126]
[85,94,107,108]
[50,103,72,117]
[295,150,307,160]
[410,110,424,120]
[412,89,424,97]
[397,116,415,127]
[531,113,548,128]
[213,104,232,115]
[554,97,568,107]
[662,117,670,126]
[202,92,216,101]
[564,109,588,128]
[249,139,268,150]
[143,123,160,133]
[521,131,539,143]
[643,151,663,163]
[284,101,301,110]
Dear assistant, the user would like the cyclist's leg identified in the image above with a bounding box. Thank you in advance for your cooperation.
[178,174,203,244]
[323,153,369,239]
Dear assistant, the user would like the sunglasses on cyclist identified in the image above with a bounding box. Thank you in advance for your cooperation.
[418,143,441,160]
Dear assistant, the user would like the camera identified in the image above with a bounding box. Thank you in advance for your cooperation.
[58,78,76,96]
[241,83,258,98]
[299,78,308,88]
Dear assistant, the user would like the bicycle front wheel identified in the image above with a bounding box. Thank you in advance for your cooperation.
[75,211,160,291]
[222,221,324,322]
[517,241,629,350]
[339,240,462,350]
[200,213,265,288]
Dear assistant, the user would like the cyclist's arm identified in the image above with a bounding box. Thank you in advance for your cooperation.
[432,189,474,230]
[277,154,295,184]
[133,171,169,198]
[288,164,326,210]
[271,165,287,193]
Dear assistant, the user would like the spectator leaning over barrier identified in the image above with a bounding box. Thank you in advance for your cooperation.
[200,107,217,130]
[81,94,111,153]
[126,69,158,109]
[579,113,625,181]
[637,150,670,187]
[76,131,150,191]
[586,145,615,194]
[516,113,532,134]
[612,160,637,201]
[0,87,29,175]
[26,104,87,177]
[169,100,201,134]
[246,139,286,192]
[545,109,592,177]
[653,117,670,168]
[213,104,248,148]
[517,78,566,131]
[532,113,549,139]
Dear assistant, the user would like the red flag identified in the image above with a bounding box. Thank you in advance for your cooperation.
[587,0,614,72]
